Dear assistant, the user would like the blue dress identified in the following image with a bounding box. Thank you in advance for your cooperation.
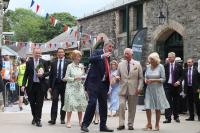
[144,64,170,110]
[108,70,120,111]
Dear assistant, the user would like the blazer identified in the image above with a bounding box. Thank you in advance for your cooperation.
[22,58,49,93]
[117,59,143,96]
[84,49,110,91]
[183,66,200,93]
[49,58,70,89]
[164,62,183,86]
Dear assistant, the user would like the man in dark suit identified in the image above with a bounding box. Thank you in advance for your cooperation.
[163,52,183,123]
[48,48,70,125]
[22,48,49,127]
[183,58,200,121]
[81,40,114,132]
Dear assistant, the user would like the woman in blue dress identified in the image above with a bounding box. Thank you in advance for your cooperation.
[144,52,170,131]
[107,60,120,117]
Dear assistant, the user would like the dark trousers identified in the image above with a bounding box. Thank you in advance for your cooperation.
[165,84,180,120]
[186,86,200,118]
[82,87,108,129]
[50,82,66,121]
[28,83,44,122]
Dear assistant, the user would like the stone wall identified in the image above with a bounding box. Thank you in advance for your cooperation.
[144,0,200,62]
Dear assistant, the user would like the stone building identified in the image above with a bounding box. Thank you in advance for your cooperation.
[78,0,200,65]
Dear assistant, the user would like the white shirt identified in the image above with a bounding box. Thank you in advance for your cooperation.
[198,59,200,73]
[168,62,175,84]
[57,58,64,79]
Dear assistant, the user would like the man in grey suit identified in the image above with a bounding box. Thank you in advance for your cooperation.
[115,48,143,130]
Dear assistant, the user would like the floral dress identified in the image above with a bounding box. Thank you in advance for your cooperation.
[62,62,87,112]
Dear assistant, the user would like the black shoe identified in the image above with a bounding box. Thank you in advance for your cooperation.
[175,118,180,123]
[81,126,89,132]
[117,125,125,130]
[32,119,36,125]
[48,120,56,125]
[185,117,194,121]
[36,121,42,127]
[128,126,134,130]
[19,107,23,111]
[163,119,171,123]
[93,120,99,125]
[61,120,65,124]
[100,126,114,132]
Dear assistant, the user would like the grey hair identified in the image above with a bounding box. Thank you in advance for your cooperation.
[148,52,161,64]
[124,48,133,55]
[168,52,176,57]
[104,39,114,47]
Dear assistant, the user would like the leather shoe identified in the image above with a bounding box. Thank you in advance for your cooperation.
[128,126,134,130]
[61,120,65,124]
[32,119,36,125]
[163,119,171,123]
[81,126,89,132]
[100,126,114,132]
[175,118,180,123]
[48,120,56,125]
[185,117,194,121]
[117,125,125,130]
[36,121,42,127]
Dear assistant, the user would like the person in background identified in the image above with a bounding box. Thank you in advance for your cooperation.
[163,52,182,123]
[62,50,87,128]
[107,60,119,117]
[143,52,169,131]
[21,48,49,127]
[183,58,200,121]
[48,48,70,125]
[17,58,27,111]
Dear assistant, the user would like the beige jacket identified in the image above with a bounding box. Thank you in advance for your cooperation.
[117,59,143,95]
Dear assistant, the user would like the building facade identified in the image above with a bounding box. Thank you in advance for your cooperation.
[78,0,200,65]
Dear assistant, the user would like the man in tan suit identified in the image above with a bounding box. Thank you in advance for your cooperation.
[115,48,143,130]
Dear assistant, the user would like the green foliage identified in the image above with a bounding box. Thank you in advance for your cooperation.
[3,8,77,43]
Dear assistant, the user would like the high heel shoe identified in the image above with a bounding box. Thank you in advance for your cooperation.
[66,122,71,128]
[143,125,152,131]
[153,126,159,131]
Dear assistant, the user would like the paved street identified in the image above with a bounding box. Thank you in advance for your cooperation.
[0,101,200,133]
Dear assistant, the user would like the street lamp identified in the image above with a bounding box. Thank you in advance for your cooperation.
[157,0,169,25]
[3,0,10,11]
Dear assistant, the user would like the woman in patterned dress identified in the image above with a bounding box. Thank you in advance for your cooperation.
[62,50,87,128]
[144,52,170,131]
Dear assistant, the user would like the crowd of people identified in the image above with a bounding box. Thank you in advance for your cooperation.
[0,40,200,132]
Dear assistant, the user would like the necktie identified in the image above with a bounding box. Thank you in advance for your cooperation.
[171,63,174,84]
[34,59,39,82]
[105,57,110,82]
[127,61,130,75]
[188,67,192,86]
[58,59,62,80]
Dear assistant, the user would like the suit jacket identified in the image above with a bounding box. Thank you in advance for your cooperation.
[183,66,200,93]
[22,58,49,93]
[164,62,183,87]
[117,59,143,95]
[49,58,70,89]
[84,49,110,91]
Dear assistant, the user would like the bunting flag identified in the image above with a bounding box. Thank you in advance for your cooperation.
[82,40,86,45]
[30,0,35,8]
[66,42,70,48]
[70,29,73,35]
[54,43,57,48]
[74,31,78,38]
[40,9,45,16]
[45,13,49,19]
[50,16,55,25]
[15,42,18,47]
[71,42,74,46]
[60,42,63,47]
[49,43,52,48]
[64,24,68,32]
[54,19,58,27]
[36,4,40,13]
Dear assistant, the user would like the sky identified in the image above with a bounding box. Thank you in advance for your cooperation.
[8,0,115,18]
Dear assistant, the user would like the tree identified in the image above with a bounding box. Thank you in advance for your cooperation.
[3,8,77,43]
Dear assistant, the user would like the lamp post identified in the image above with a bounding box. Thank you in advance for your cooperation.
[157,0,169,25]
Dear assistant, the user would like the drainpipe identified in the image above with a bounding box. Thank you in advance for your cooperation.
[126,5,130,48]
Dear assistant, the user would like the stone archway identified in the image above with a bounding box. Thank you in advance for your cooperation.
[151,20,186,62]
